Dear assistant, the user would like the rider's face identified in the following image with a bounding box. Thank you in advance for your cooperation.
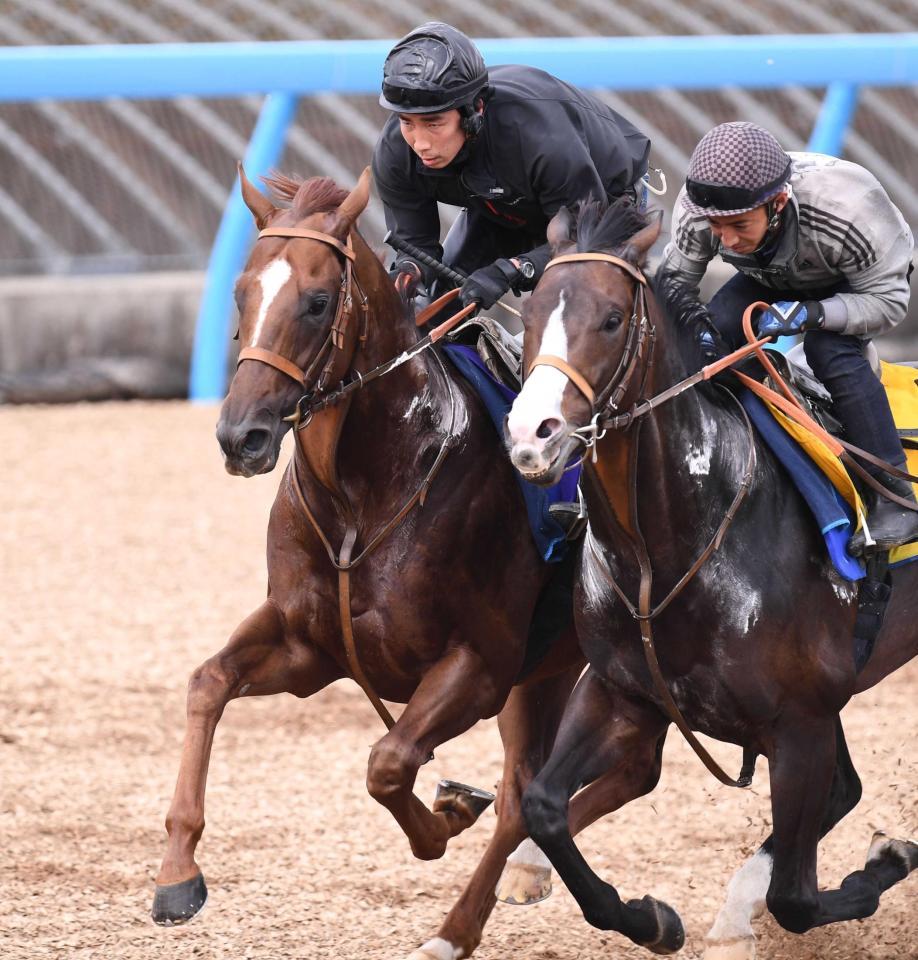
[398,110,466,168]
[707,193,788,255]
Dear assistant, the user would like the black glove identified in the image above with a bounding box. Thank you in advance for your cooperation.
[757,300,825,337]
[459,259,521,310]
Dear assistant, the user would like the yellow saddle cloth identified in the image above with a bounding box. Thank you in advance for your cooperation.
[765,360,918,564]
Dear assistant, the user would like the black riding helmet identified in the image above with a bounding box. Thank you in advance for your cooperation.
[379,22,489,114]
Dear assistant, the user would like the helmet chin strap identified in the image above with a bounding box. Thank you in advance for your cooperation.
[755,183,792,254]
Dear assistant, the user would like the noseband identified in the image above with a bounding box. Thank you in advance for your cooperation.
[236,226,368,395]
[527,253,654,450]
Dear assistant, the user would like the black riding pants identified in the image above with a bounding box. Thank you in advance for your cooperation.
[708,271,906,473]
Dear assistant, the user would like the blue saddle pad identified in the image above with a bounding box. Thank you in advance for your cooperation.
[442,343,580,562]
[739,390,866,581]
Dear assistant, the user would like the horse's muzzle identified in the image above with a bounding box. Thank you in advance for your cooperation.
[216,419,280,477]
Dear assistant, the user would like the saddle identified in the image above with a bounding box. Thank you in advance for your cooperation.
[445,315,523,392]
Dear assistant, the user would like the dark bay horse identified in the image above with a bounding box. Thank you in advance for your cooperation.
[505,198,918,957]
[151,168,587,959]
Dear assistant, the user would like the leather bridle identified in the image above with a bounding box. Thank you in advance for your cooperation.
[527,253,655,449]
[236,226,368,397]
[525,250,757,789]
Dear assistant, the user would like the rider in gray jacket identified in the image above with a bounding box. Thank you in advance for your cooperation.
[659,121,917,555]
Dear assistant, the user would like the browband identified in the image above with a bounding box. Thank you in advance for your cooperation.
[258,227,356,261]
[543,252,647,285]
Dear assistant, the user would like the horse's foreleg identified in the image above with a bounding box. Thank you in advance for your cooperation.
[521,667,681,954]
[152,600,341,925]
[767,713,918,934]
[406,664,583,960]
[366,647,506,862]
[705,717,862,960]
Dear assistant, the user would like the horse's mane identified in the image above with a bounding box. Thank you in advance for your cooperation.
[568,197,717,373]
[260,172,349,218]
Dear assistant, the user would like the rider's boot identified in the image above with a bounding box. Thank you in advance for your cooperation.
[849,472,918,556]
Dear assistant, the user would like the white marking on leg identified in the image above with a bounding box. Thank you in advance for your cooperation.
[508,290,569,445]
[250,257,292,347]
[406,937,463,960]
[705,848,772,951]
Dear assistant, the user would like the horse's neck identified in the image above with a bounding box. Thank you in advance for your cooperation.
[588,312,744,558]
[294,243,458,511]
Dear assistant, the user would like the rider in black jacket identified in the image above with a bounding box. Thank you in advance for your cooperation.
[372,22,652,312]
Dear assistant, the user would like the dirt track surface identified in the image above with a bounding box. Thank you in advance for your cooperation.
[1,401,916,960]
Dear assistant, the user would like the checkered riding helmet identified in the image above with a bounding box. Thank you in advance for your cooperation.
[683,122,792,217]
[379,22,488,114]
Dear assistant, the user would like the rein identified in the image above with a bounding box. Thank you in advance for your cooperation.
[237,225,468,733]
[536,251,756,787]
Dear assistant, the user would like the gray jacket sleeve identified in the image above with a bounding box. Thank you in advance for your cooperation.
[822,187,913,338]
[657,187,716,297]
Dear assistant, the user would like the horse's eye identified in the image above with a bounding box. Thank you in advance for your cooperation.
[305,296,329,317]
[602,312,623,332]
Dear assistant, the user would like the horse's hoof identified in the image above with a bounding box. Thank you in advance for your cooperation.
[867,831,918,872]
[434,779,495,822]
[703,936,757,960]
[629,895,686,955]
[495,861,552,905]
[406,937,463,960]
[151,872,208,926]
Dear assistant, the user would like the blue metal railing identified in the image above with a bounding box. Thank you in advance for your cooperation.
[1,34,915,399]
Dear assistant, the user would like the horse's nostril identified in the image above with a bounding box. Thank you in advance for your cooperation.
[537,418,561,440]
[242,428,271,457]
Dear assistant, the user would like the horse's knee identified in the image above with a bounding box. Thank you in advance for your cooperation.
[766,889,819,934]
[521,780,568,848]
[186,658,235,718]
[366,736,417,804]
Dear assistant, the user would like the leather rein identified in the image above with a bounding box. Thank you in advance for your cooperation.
[531,251,757,788]
[236,226,471,733]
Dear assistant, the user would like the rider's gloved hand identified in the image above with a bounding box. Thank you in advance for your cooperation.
[459,259,521,311]
[757,300,825,337]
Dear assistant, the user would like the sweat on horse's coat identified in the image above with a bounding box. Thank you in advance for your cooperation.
[508,196,918,955]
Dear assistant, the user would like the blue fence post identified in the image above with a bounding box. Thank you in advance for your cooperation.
[189,91,299,402]
[807,82,859,155]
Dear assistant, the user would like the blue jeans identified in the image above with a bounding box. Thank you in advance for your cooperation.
[708,272,906,473]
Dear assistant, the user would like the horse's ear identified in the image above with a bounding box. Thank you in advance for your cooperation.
[546,206,574,254]
[332,167,372,235]
[624,209,663,263]
[238,162,276,229]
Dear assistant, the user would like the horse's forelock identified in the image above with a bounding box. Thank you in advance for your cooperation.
[573,197,651,255]
[261,173,349,218]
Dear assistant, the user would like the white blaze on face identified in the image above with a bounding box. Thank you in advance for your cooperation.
[508,289,570,445]
[250,257,293,347]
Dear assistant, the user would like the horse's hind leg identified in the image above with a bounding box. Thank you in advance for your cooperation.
[522,668,681,954]
[152,599,341,925]
[405,664,582,960]
[766,714,918,934]
[705,717,862,960]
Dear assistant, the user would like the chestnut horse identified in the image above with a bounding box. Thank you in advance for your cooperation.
[506,198,918,957]
[151,169,588,959]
